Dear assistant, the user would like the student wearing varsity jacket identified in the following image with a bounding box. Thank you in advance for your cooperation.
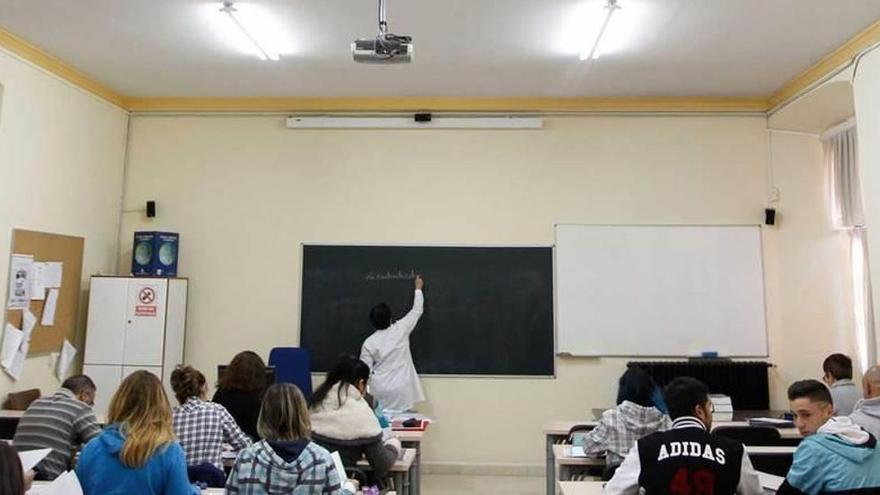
[605,377,763,495]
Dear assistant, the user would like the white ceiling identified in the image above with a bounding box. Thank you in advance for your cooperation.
[1,0,879,98]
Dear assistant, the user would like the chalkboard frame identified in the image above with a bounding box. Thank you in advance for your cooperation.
[298,242,557,378]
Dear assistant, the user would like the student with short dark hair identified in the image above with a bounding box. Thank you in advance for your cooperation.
[225,383,344,494]
[605,377,762,495]
[309,356,401,485]
[822,353,862,415]
[170,365,250,470]
[777,379,880,495]
[0,442,32,495]
[213,350,268,440]
[360,274,425,413]
[13,374,101,480]
[575,368,670,472]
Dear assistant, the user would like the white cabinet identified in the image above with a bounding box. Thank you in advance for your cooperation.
[83,277,188,417]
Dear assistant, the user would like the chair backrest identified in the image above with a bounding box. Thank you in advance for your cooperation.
[713,426,783,446]
[3,388,40,410]
[187,462,227,488]
[268,347,313,399]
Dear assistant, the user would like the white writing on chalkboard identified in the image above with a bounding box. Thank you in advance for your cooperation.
[365,270,417,281]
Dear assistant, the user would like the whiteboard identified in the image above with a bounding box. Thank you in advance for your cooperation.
[555,225,767,357]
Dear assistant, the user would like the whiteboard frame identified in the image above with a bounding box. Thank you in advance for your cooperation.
[298,242,558,378]
[552,223,770,359]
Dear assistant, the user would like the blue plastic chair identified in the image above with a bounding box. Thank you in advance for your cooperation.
[268,347,313,399]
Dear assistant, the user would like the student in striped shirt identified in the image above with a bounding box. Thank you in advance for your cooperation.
[13,375,101,480]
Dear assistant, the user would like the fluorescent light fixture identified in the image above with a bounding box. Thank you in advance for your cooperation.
[220,2,278,60]
[210,2,293,61]
[286,116,544,129]
[580,0,620,60]
[555,0,646,60]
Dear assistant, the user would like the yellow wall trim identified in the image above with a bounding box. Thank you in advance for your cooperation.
[124,96,769,113]
[769,18,880,109]
[0,29,126,108]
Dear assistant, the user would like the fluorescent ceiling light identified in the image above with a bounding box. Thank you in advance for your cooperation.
[555,0,646,60]
[580,0,620,60]
[220,2,278,61]
[209,2,293,61]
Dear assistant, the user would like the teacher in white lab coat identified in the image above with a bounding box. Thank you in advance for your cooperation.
[360,274,425,412]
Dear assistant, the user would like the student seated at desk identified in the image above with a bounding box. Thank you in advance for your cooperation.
[574,367,670,475]
[850,365,880,439]
[76,371,199,495]
[777,379,880,495]
[13,375,101,480]
[822,353,862,415]
[606,377,763,495]
[0,442,33,494]
[226,383,346,495]
[170,366,251,473]
[213,350,268,440]
[309,356,401,486]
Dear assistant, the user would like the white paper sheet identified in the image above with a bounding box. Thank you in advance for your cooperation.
[7,254,34,309]
[18,448,51,472]
[1,324,23,369]
[56,340,77,381]
[22,309,37,343]
[30,262,46,300]
[41,289,59,326]
[330,451,357,493]
[26,470,84,495]
[5,339,29,381]
[43,262,63,289]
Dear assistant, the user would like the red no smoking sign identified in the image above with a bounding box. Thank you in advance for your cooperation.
[135,287,157,317]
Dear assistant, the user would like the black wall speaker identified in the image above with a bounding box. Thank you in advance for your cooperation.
[764,208,776,226]
[146,200,156,218]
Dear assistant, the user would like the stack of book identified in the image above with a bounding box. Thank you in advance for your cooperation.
[710,394,734,421]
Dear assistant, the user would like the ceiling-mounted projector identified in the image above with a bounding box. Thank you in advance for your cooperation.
[352,0,412,63]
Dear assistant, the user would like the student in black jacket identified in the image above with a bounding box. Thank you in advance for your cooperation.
[212,351,267,440]
[605,377,763,495]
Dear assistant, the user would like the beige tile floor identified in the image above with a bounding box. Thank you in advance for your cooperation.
[421,474,544,495]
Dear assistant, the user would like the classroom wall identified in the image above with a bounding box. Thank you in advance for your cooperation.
[119,114,853,468]
[0,48,128,398]
[854,48,880,362]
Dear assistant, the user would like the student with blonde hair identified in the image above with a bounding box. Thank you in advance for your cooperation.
[226,383,345,495]
[76,371,198,495]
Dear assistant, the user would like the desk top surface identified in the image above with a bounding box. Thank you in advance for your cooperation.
[357,447,417,471]
[544,418,801,439]
[558,481,605,495]
[552,445,607,466]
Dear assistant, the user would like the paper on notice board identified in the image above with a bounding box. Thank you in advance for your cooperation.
[30,262,46,300]
[5,339,28,381]
[56,340,77,381]
[42,289,59,326]
[7,254,33,309]
[1,324,23,369]
[43,262,63,289]
[22,309,37,343]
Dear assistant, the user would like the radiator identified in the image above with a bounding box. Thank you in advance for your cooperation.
[628,360,772,410]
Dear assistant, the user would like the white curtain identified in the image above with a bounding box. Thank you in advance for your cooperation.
[823,119,877,370]
[825,121,864,228]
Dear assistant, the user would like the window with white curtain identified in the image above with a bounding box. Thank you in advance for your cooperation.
[823,118,877,372]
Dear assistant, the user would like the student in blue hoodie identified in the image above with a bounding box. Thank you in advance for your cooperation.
[778,379,880,495]
[76,371,199,495]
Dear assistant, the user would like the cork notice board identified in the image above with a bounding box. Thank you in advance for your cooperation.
[5,229,84,354]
